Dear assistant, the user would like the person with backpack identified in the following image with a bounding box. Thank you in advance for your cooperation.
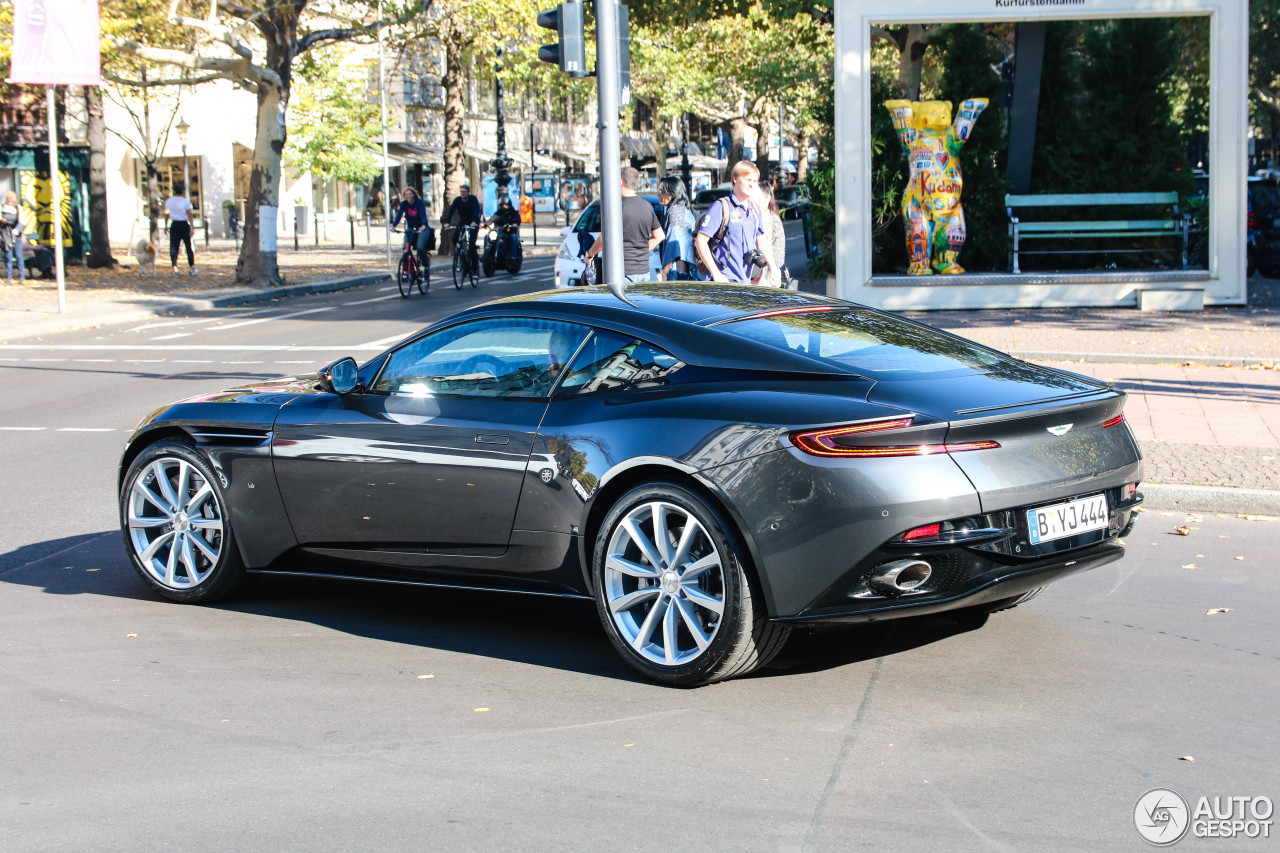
[694,160,778,285]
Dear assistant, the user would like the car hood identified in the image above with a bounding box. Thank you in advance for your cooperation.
[174,373,329,406]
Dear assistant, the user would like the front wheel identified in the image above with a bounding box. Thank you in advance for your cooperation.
[592,483,790,686]
[119,440,247,604]
[397,255,412,297]
[452,250,465,289]
[482,244,496,278]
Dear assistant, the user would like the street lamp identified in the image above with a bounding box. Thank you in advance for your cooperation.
[492,46,513,203]
[176,116,191,223]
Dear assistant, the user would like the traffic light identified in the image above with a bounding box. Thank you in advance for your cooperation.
[536,1,587,78]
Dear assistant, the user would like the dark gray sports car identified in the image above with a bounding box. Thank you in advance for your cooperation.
[118,283,1143,685]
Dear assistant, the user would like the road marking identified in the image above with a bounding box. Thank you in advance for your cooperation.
[27,358,66,362]
[127,310,271,332]
[73,359,116,362]
[209,306,335,331]
[275,360,315,364]
[151,332,194,340]
[56,428,116,432]
[171,360,214,363]
[0,426,46,431]
[359,332,416,348]
[226,360,264,364]
[342,294,401,306]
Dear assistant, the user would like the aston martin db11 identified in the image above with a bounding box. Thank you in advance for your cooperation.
[119,283,1143,685]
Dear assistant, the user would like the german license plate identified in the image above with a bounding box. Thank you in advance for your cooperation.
[1026,494,1109,544]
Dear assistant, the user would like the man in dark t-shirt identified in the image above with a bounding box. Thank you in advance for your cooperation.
[585,167,664,282]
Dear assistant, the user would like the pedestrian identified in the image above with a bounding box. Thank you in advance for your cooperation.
[584,166,665,283]
[755,182,790,288]
[694,160,777,285]
[165,181,198,276]
[657,176,696,281]
[1,190,26,283]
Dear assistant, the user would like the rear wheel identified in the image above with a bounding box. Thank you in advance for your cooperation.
[507,246,523,274]
[592,483,790,686]
[397,255,412,297]
[120,440,247,604]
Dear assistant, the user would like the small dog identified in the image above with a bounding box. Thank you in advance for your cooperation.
[135,239,157,275]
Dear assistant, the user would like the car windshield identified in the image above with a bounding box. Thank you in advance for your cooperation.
[716,307,1015,379]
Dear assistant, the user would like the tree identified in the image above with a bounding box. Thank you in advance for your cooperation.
[85,86,118,268]
[285,44,382,217]
[112,1,429,288]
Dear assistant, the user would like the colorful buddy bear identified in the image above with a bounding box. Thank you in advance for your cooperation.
[883,97,988,274]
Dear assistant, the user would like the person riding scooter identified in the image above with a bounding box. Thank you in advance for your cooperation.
[483,196,523,276]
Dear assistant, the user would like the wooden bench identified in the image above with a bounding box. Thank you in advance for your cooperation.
[1005,191,1189,273]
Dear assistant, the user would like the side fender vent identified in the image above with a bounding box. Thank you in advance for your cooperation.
[190,428,273,447]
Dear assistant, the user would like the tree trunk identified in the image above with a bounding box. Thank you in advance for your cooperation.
[85,87,117,268]
[236,47,291,288]
[441,34,467,223]
[899,24,928,100]
[727,116,747,167]
[795,125,810,184]
[753,106,770,181]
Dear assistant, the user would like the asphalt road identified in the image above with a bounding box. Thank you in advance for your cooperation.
[2,240,1278,851]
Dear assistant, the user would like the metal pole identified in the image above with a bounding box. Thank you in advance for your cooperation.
[46,86,66,313]
[529,122,537,246]
[595,0,624,292]
[378,0,392,271]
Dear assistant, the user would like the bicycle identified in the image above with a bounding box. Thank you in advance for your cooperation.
[391,228,429,297]
[448,224,480,290]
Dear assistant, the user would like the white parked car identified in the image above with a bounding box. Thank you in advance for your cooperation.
[553,195,666,288]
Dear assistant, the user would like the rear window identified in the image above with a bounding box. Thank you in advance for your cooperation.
[1250,181,1280,216]
[717,308,1010,379]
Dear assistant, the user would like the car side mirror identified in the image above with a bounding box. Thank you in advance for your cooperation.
[560,226,571,237]
[319,357,360,395]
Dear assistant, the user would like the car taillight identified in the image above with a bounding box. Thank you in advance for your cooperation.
[1248,210,1257,231]
[901,523,941,542]
[790,418,999,458]
[1101,413,1125,428]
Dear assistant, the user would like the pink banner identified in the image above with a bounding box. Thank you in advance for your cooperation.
[8,0,101,86]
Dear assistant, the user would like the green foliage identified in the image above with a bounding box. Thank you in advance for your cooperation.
[286,46,382,186]
[868,71,908,272]
[804,81,835,276]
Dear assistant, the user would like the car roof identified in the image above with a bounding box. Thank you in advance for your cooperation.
[452,283,856,375]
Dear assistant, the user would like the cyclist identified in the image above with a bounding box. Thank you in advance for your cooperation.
[390,187,430,273]
[443,182,482,274]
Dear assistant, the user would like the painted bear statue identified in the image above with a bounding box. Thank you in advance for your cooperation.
[883,97,988,275]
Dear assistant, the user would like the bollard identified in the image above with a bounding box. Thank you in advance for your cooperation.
[350,217,355,250]
[294,214,299,251]
[365,211,371,244]
[314,214,319,246]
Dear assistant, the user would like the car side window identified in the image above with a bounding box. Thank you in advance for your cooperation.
[555,330,685,397]
[373,317,591,399]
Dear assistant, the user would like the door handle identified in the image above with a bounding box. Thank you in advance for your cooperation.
[475,434,511,445]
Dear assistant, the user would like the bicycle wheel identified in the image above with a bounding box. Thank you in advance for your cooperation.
[397,254,412,298]
[452,250,464,289]
[468,246,479,288]
[418,254,429,293]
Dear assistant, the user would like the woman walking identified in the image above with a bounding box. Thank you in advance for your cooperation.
[756,182,789,288]
[165,182,198,276]
[657,176,696,281]
[1,191,26,283]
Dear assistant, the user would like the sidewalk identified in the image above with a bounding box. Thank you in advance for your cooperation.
[2,258,1279,514]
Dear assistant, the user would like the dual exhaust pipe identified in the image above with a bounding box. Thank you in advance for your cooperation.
[868,559,932,596]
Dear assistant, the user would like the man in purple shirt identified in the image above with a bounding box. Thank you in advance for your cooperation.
[695,160,778,284]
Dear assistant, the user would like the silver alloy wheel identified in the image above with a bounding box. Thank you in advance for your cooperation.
[126,456,225,589]
[604,500,726,667]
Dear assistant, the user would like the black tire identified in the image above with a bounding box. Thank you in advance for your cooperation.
[507,248,523,275]
[119,440,247,604]
[469,251,479,287]
[483,256,495,277]
[397,255,412,298]
[417,255,429,293]
[452,251,465,289]
[592,482,790,686]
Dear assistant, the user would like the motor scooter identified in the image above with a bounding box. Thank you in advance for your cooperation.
[482,224,523,277]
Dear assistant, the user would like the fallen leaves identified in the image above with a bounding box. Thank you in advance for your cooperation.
[474,707,489,713]
[1179,756,1195,762]
[1174,525,1191,536]
[418,674,434,680]
[1182,563,1199,569]
[1206,608,1232,615]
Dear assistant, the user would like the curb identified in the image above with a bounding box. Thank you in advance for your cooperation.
[1009,351,1277,368]
[1138,483,1280,515]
